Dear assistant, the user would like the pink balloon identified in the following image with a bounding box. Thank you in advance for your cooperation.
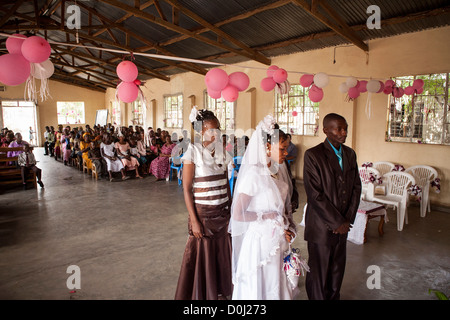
[0,53,31,86]
[383,86,393,95]
[117,81,139,103]
[358,80,368,92]
[228,72,250,92]
[6,34,27,54]
[116,61,138,82]
[385,79,395,88]
[392,87,404,98]
[416,87,424,94]
[413,79,424,90]
[404,86,415,95]
[348,87,360,99]
[266,65,279,78]
[377,81,385,93]
[273,68,288,83]
[21,36,51,63]
[221,84,239,102]
[207,88,221,99]
[309,85,324,102]
[292,111,298,117]
[300,74,314,87]
[260,77,276,92]
[205,68,229,92]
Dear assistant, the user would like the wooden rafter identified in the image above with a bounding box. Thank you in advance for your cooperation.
[290,0,368,52]
[53,69,107,92]
[75,1,207,75]
[53,46,117,79]
[160,0,291,47]
[50,58,117,87]
[164,0,271,65]
[0,0,26,27]
[193,5,450,65]
[98,0,271,65]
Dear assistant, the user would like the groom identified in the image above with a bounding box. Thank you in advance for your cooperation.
[303,113,361,300]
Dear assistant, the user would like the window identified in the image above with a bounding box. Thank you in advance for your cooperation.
[111,101,121,126]
[203,90,235,131]
[131,100,144,126]
[57,101,85,124]
[386,73,449,145]
[164,93,183,129]
[1,100,38,145]
[274,84,319,136]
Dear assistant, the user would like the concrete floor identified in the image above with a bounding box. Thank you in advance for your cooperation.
[0,147,449,300]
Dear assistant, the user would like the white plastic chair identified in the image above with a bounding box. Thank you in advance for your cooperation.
[358,167,380,200]
[405,165,438,218]
[373,161,395,177]
[372,171,415,231]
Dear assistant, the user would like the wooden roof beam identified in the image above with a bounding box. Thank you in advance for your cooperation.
[160,0,291,47]
[0,0,27,27]
[53,69,107,92]
[76,1,207,75]
[98,0,271,66]
[164,0,271,65]
[290,0,368,52]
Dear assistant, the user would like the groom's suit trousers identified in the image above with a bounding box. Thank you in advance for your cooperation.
[305,239,347,300]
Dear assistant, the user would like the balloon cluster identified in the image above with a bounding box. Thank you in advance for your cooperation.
[0,34,53,86]
[339,77,425,100]
[299,72,330,102]
[260,65,288,92]
[116,60,142,103]
[205,68,250,102]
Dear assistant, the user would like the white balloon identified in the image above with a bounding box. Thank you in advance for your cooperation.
[31,59,54,79]
[275,79,291,95]
[346,76,358,88]
[339,82,349,93]
[313,72,329,88]
[366,79,381,93]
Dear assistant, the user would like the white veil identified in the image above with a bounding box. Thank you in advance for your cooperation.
[229,115,292,282]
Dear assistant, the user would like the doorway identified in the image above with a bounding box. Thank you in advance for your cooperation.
[0,100,39,146]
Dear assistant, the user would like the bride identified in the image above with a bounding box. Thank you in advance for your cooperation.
[229,114,299,300]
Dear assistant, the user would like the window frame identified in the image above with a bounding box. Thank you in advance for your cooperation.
[386,73,450,146]
[131,100,144,126]
[163,93,183,129]
[274,84,319,136]
[56,101,85,125]
[203,90,236,131]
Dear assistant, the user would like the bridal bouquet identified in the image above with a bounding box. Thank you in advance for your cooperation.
[283,246,310,289]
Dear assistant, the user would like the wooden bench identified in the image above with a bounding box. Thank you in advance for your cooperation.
[0,147,37,189]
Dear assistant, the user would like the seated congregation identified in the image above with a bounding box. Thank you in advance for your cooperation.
[39,123,250,183]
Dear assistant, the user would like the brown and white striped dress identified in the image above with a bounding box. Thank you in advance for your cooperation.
[174,143,233,300]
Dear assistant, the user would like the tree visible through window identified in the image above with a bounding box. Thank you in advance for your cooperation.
[386,73,449,145]
[164,94,183,129]
[274,84,319,136]
[57,101,85,124]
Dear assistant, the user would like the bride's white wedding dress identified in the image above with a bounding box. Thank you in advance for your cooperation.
[229,116,298,300]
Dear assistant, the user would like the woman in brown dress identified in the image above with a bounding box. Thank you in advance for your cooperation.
[174,107,232,300]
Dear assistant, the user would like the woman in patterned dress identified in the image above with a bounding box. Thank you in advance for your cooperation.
[149,135,175,181]
[174,107,233,300]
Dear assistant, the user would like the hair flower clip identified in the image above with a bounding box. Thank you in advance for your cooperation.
[260,114,276,135]
[189,105,200,123]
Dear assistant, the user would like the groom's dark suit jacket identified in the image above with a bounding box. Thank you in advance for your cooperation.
[303,139,361,246]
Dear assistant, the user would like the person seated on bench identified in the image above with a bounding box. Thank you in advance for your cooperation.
[18,144,44,190]
[8,132,28,159]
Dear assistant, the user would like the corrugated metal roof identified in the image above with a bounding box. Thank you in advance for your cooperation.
[1,0,448,90]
